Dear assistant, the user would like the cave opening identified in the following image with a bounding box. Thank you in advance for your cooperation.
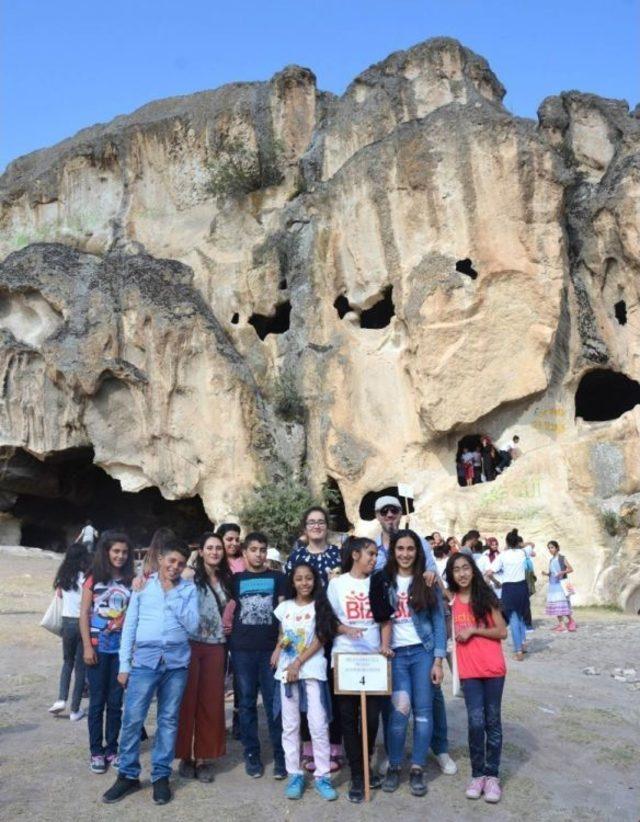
[358,485,414,522]
[333,295,352,320]
[278,278,288,291]
[324,476,353,533]
[456,258,478,280]
[248,301,291,340]
[456,434,483,487]
[0,446,212,550]
[575,369,640,421]
[360,287,395,329]
[614,300,627,326]
[231,312,239,325]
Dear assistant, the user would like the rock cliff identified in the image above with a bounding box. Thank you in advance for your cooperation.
[1,38,639,610]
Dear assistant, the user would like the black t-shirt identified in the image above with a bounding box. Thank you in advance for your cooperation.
[230,570,285,651]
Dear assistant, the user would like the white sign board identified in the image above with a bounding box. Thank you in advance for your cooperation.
[397,483,414,499]
[334,653,391,695]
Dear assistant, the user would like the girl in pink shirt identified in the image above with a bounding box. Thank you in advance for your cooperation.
[445,553,508,805]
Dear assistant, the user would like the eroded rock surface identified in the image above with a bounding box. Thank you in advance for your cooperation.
[1,37,639,609]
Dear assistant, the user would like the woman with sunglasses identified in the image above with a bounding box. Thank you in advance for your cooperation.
[284,506,343,773]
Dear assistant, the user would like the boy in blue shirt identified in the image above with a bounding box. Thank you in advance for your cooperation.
[231,531,286,779]
[102,538,199,806]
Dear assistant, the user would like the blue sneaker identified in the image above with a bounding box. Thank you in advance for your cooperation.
[285,774,305,800]
[244,754,264,778]
[314,775,338,801]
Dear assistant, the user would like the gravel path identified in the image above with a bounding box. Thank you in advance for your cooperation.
[1,550,638,821]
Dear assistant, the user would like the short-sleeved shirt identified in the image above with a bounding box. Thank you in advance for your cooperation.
[230,570,285,651]
[284,544,341,588]
[273,599,326,681]
[83,575,132,653]
[452,596,506,679]
[327,573,380,657]
[391,575,421,649]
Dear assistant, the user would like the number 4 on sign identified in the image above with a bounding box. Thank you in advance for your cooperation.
[360,676,366,686]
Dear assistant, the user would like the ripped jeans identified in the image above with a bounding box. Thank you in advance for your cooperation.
[461,676,505,777]
[388,644,434,768]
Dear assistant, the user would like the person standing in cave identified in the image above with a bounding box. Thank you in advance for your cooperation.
[480,436,497,483]
[80,531,135,774]
[461,448,475,486]
[373,495,457,777]
[284,507,343,773]
[77,519,99,553]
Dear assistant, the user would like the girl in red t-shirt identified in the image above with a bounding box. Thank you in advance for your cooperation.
[445,553,507,805]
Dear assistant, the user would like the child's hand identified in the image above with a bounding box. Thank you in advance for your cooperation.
[285,659,301,682]
[327,567,341,580]
[423,570,436,587]
[270,648,281,669]
[456,627,476,644]
[132,576,147,592]
[117,673,129,688]
[343,626,364,639]
[379,645,394,659]
[83,647,97,666]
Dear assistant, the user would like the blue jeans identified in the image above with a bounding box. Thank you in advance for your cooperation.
[508,611,526,652]
[86,651,122,756]
[388,644,434,767]
[461,677,504,777]
[118,664,188,782]
[382,673,449,755]
[233,649,284,764]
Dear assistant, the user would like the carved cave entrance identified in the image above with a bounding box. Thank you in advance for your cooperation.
[0,447,212,550]
[575,369,640,422]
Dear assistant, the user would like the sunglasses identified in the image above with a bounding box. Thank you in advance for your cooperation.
[379,506,401,516]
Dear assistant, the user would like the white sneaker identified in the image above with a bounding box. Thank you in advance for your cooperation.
[70,709,86,721]
[48,700,66,714]
[436,753,458,775]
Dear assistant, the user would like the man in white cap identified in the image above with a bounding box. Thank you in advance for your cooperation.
[373,493,458,777]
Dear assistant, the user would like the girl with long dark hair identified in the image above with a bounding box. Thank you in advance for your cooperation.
[271,562,339,801]
[175,532,231,782]
[327,537,388,803]
[48,542,91,720]
[445,553,507,804]
[370,529,446,797]
[80,530,134,773]
[487,529,528,660]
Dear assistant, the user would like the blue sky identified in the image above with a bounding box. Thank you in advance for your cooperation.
[2,0,639,172]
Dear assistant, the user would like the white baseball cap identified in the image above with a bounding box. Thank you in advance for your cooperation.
[375,495,402,512]
[266,547,283,565]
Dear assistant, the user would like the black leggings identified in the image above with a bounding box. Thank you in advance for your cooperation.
[336,694,383,780]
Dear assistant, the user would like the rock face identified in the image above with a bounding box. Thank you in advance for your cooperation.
[1,38,639,610]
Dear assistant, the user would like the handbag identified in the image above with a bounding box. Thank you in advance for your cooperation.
[41,591,63,636]
[450,599,463,698]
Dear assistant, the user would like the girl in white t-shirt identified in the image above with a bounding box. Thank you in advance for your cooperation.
[327,537,390,804]
[272,562,338,802]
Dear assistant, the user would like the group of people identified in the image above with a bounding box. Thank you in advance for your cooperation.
[47,495,577,808]
[457,435,521,486]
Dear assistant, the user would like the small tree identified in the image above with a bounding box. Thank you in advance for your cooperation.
[239,478,315,553]
[205,136,284,199]
[272,369,305,423]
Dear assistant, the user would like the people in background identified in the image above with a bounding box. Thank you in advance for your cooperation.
[542,541,576,633]
[77,519,99,553]
[487,529,528,661]
[49,542,91,720]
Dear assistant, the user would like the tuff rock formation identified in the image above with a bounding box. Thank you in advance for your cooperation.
[1,38,639,610]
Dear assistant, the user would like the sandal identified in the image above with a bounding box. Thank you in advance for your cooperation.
[301,754,316,772]
[329,755,343,773]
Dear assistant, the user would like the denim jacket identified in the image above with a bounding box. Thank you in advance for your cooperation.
[369,570,447,659]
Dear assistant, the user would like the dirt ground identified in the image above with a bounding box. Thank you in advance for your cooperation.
[1,548,639,822]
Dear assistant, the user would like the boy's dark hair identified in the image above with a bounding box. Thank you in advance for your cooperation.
[505,528,520,549]
[54,542,90,591]
[158,536,190,559]
[462,529,480,544]
[433,544,448,559]
[284,561,338,643]
[91,530,135,585]
[444,553,499,626]
[386,529,437,611]
[216,522,241,539]
[243,531,268,550]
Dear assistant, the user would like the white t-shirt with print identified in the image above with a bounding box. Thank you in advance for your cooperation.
[327,573,380,658]
[273,600,326,681]
[391,575,421,649]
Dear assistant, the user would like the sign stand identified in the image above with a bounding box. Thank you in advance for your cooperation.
[397,482,414,528]
[361,690,370,801]
[334,653,392,802]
